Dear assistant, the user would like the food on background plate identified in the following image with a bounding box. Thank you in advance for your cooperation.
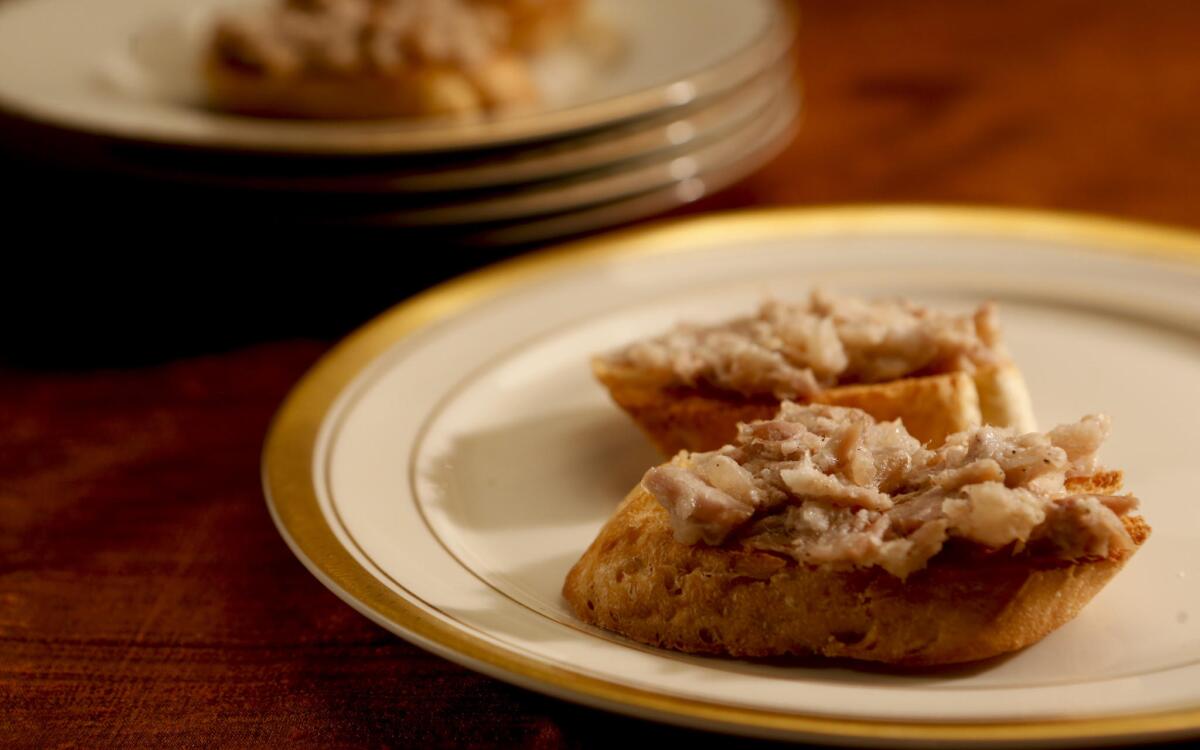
[563,403,1149,665]
[205,0,552,119]
[593,290,1037,453]
[475,0,582,52]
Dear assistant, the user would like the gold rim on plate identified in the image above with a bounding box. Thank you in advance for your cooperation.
[262,205,1200,746]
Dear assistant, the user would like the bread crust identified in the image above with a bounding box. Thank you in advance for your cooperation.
[974,363,1038,434]
[563,483,1148,666]
[593,360,1035,454]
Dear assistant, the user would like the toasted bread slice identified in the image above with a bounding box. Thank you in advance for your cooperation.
[473,0,582,52]
[973,363,1037,434]
[204,53,536,119]
[563,480,1148,666]
[593,359,1037,454]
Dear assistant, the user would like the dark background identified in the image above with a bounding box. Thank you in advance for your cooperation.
[5,0,1199,367]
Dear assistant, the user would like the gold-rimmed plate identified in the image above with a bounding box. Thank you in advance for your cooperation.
[0,0,791,155]
[263,206,1200,746]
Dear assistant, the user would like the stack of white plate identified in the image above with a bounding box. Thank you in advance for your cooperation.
[0,0,798,244]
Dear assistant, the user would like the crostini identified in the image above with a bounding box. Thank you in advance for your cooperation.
[563,403,1148,665]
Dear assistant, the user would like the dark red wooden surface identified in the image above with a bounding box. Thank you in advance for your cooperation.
[4,1,1200,746]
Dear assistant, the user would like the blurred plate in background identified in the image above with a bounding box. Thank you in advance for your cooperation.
[362,86,800,234]
[0,0,798,244]
[70,67,795,195]
[0,0,791,154]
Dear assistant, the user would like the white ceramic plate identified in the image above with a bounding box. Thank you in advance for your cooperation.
[263,207,1200,746]
[91,67,795,195]
[0,0,789,154]
[347,84,798,226]
[457,103,800,246]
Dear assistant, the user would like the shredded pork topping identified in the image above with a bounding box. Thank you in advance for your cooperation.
[641,404,1136,578]
[212,0,508,77]
[604,290,1009,399]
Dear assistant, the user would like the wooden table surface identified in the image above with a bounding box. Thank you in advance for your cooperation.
[5,1,1200,747]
